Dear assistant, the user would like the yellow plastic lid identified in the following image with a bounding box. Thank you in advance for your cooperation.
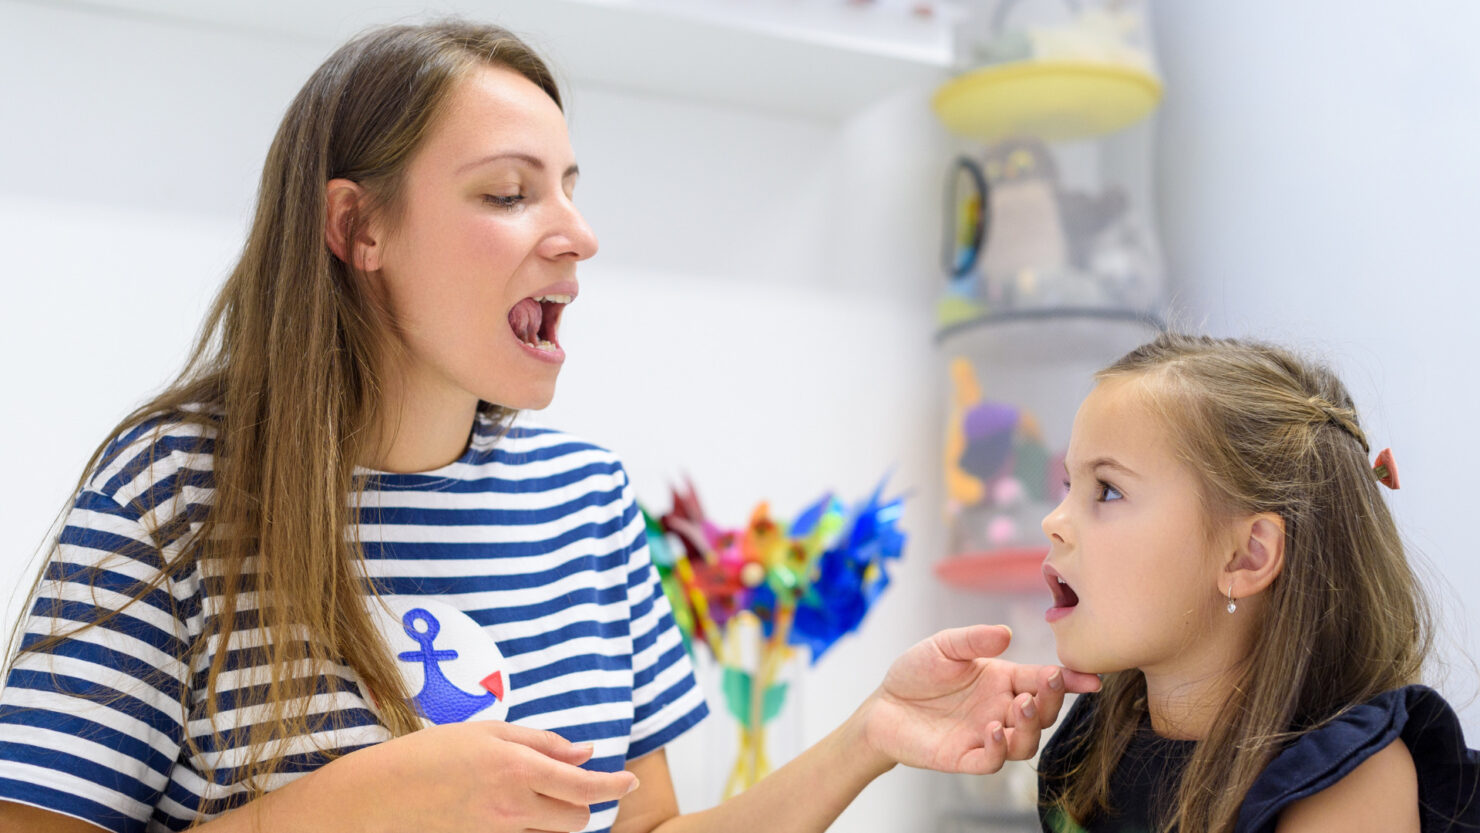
[932,60,1162,142]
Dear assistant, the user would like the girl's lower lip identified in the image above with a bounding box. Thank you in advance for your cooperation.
[517,338,565,364]
[1045,606,1075,623]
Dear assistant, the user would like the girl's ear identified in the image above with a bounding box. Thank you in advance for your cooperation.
[1226,513,1285,597]
[325,179,383,271]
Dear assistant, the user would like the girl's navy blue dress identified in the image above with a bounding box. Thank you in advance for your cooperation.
[1038,685,1480,832]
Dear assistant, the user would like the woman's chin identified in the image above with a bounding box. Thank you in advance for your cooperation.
[485,379,558,412]
[487,392,555,412]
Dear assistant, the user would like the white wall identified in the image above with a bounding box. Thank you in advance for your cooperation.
[1153,2,1480,736]
[0,1,955,829]
[0,4,315,612]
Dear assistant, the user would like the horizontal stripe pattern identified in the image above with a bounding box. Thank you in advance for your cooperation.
[0,412,707,833]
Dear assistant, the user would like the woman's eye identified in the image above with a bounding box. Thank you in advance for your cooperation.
[483,194,525,210]
[1096,481,1123,502]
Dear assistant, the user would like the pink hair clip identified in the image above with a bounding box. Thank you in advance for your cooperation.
[1372,448,1399,490]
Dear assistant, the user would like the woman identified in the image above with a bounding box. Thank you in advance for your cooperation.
[0,21,1097,833]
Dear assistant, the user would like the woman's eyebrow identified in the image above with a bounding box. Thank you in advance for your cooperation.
[456,152,579,179]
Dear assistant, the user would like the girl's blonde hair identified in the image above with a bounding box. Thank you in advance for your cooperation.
[1049,332,1432,832]
[7,20,559,818]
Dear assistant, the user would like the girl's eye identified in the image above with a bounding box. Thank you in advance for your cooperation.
[1096,481,1123,502]
[483,194,525,210]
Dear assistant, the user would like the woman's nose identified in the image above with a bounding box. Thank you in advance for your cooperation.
[546,199,598,262]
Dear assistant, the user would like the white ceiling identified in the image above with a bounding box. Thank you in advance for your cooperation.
[42,0,956,120]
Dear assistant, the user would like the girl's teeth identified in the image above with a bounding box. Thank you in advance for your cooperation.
[532,339,558,352]
[535,294,573,304]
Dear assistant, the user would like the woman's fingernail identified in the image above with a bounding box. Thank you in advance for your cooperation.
[1021,696,1037,720]
[625,778,641,795]
[991,722,1005,744]
[1049,671,1064,691]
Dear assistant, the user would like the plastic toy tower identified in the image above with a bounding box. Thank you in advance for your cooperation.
[934,0,1166,594]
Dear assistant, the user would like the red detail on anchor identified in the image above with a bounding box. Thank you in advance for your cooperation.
[481,671,504,700]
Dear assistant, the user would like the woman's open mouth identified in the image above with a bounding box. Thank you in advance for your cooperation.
[508,292,572,361]
[1044,564,1079,623]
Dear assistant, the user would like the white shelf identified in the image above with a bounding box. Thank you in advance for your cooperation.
[55,0,954,121]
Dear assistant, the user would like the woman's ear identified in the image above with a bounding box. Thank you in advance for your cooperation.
[325,178,382,271]
[1225,513,1286,599]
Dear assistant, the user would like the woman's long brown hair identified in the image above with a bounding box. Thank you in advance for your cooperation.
[1048,332,1432,832]
[6,20,561,817]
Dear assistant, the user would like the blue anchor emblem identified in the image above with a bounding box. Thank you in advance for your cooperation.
[398,608,502,724]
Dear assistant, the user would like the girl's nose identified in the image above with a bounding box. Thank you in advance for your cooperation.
[1041,498,1070,545]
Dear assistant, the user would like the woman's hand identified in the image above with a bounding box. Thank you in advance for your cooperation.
[215,720,638,833]
[858,624,1100,776]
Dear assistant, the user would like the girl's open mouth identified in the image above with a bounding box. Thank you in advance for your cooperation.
[1044,565,1079,622]
[508,293,571,360]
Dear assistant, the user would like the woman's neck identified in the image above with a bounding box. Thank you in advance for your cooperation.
[365,363,481,474]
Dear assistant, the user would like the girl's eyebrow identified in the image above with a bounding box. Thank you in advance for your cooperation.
[456,152,580,180]
[1088,457,1140,479]
[1065,456,1140,479]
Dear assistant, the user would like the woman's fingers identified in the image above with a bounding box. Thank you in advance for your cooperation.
[527,751,638,807]
[526,793,594,833]
[936,624,1013,663]
[1028,667,1069,727]
[488,722,587,762]
[474,723,637,820]
[958,698,1043,773]
[1061,668,1102,693]
[544,742,596,767]
[997,662,1098,732]
[1002,693,1044,760]
[957,721,1010,774]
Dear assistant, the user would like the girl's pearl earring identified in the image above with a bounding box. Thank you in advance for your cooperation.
[1226,581,1238,614]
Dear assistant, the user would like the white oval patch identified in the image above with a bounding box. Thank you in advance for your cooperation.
[366,596,511,726]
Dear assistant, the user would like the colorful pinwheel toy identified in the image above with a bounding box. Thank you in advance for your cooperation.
[642,476,906,797]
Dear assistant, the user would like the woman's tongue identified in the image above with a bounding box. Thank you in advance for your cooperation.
[509,298,542,345]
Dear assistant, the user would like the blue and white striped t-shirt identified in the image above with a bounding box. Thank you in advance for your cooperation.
[0,411,708,833]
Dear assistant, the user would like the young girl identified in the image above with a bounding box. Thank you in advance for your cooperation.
[0,19,1098,833]
[1036,332,1480,832]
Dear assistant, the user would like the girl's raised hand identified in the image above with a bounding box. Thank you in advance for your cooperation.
[218,720,638,833]
[859,624,1100,775]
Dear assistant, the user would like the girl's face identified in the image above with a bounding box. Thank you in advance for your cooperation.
[1040,376,1234,676]
[372,65,597,412]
